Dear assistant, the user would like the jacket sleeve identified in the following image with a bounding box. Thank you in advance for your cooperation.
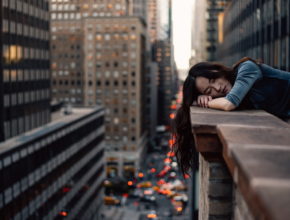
[225,61,262,106]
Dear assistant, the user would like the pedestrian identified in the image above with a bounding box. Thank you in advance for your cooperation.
[172,57,290,174]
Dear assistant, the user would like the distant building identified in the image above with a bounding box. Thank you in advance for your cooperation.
[218,0,290,69]
[189,0,208,66]
[154,39,177,125]
[130,0,147,22]
[146,62,158,139]
[0,107,105,220]
[150,0,178,126]
[0,0,51,141]
[49,0,148,177]
[206,0,229,61]
[147,0,161,43]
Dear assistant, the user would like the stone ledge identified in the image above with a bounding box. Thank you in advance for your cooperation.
[190,106,290,220]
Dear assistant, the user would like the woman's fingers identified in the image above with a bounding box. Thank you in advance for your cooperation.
[197,95,213,108]
[197,95,207,108]
[197,96,202,107]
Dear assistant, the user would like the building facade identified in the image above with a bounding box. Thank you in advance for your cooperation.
[189,0,208,66]
[154,39,177,126]
[0,107,105,220]
[218,0,290,69]
[0,0,51,141]
[147,0,160,43]
[130,0,147,22]
[151,0,178,126]
[49,0,148,177]
[206,0,229,61]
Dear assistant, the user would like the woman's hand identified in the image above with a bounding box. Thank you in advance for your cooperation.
[197,95,213,108]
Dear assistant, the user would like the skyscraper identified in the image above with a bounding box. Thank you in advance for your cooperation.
[0,107,105,219]
[50,0,148,177]
[147,0,160,43]
[217,0,290,69]
[189,0,207,66]
[131,0,147,22]
[0,0,51,141]
[152,0,178,126]
[206,0,229,61]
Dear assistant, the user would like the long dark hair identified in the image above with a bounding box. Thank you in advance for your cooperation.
[172,57,261,175]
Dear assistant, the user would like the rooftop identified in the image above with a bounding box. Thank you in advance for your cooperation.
[0,106,104,156]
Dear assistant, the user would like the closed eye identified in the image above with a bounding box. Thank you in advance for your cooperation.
[209,79,215,83]
[204,88,212,95]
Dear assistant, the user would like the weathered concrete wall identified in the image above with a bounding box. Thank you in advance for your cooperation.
[198,155,233,220]
[233,188,254,220]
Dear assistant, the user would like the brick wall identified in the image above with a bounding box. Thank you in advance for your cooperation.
[198,155,233,220]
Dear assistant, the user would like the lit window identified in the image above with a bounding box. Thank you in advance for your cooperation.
[105,71,110,77]
[104,34,111,40]
[130,34,136,40]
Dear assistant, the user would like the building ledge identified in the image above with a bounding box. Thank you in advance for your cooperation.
[190,106,290,220]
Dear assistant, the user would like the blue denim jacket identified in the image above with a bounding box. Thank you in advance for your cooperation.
[225,60,290,117]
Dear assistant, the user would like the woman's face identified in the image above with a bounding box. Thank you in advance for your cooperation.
[195,76,232,98]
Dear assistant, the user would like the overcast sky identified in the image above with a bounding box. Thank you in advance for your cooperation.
[172,0,194,70]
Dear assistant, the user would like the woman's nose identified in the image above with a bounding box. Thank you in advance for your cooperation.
[212,83,221,92]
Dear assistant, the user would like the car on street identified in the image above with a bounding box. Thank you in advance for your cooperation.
[140,195,156,203]
[104,196,120,205]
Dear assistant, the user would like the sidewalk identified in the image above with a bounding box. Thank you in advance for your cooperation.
[100,206,124,220]
[120,209,140,220]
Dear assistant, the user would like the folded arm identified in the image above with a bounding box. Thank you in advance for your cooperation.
[208,97,236,111]
[195,95,236,111]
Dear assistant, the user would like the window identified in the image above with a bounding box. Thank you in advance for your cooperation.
[105,71,110,77]
[104,34,111,40]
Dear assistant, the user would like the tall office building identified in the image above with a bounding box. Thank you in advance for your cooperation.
[189,0,208,66]
[0,0,51,142]
[130,0,147,22]
[218,0,290,69]
[147,0,160,43]
[50,0,148,177]
[152,0,178,126]
[154,40,177,126]
[206,0,229,61]
[0,107,105,220]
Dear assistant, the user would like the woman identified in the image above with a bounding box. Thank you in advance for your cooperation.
[173,57,290,174]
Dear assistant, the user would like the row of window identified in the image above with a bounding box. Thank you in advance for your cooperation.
[2,45,50,62]
[51,61,137,70]
[52,97,83,104]
[88,33,137,41]
[51,61,79,70]
[50,3,125,11]
[105,135,136,142]
[51,23,137,34]
[3,69,50,82]
[50,11,127,20]
[94,61,137,69]
[2,1,49,18]
[4,110,50,140]
[3,90,50,107]
[2,20,49,40]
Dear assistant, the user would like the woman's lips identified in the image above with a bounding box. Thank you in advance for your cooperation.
[222,87,227,94]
